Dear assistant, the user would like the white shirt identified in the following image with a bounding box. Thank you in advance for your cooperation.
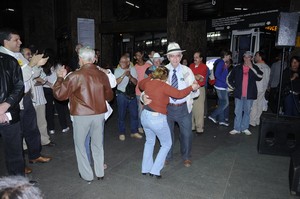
[31,66,47,106]
[256,62,270,93]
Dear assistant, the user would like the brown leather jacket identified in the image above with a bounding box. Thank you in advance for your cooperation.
[53,63,114,116]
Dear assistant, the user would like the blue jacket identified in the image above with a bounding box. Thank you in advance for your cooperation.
[227,63,263,100]
[214,59,228,89]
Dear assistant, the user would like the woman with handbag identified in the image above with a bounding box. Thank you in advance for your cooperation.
[282,56,300,116]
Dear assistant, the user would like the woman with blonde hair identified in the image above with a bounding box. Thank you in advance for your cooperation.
[139,66,199,178]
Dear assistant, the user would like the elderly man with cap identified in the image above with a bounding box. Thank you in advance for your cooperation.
[144,52,164,77]
[163,42,200,167]
[227,51,263,136]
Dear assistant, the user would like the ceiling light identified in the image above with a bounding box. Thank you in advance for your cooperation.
[125,1,139,8]
[6,8,15,12]
[125,1,134,6]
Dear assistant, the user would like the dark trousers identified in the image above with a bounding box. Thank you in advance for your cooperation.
[166,104,193,161]
[0,122,25,176]
[44,87,70,130]
[284,93,300,116]
[20,94,42,160]
[269,87,279,113]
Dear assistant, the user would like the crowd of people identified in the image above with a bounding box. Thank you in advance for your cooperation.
[0,27,300,197]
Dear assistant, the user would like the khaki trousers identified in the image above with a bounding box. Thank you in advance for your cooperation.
[34,104,50,145]
[192,87,206,132]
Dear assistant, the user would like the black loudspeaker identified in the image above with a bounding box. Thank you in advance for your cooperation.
[275,12,299,47]
[289,151,300,196]
[258,113,300,156]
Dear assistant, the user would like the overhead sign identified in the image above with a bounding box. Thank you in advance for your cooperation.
[207,10,279,32]
[77,18,95,48]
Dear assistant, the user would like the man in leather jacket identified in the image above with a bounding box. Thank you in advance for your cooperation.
[53,46,114,183]
[0,51,25,175]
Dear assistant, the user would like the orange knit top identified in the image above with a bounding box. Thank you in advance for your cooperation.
[139,77,193,114]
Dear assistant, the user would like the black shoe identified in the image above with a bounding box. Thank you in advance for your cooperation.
[29,180,38,186]
[149,174,162,179]
[97,177,104,180]
[44,141,56,147]
[142,172,148,176]
[196,131,204,135]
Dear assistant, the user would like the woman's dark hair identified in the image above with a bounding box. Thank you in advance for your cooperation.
[290,56,300,66]
[220,50,232,58]
[256,51,266,61]
[42,48,56,76]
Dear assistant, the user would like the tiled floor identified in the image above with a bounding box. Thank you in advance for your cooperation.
[0,99,298,199]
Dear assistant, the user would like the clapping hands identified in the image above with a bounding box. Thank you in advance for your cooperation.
[191,81,200,91]
[56,65,68,78]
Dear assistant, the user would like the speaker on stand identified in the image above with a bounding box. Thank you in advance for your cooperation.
[258,12,300,156]
[259,12,300,196]
[275,12,299,47]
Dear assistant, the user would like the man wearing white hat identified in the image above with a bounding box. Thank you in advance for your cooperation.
[164,42,200,167]
[144,52,164,77]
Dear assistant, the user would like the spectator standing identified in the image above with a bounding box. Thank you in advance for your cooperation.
[208,50,232,126]
[227,51,263,135]
[268,53,287,113]
[144,53,164,77]
[42,49,71,134]
[281,56,300,116]
[189,51,208,134]
[250,51,270,126]
[134,51,151,133]
[114,56,143,141]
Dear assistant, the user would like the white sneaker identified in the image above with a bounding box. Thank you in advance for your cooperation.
[49,130,55,135]
[242,129,252,136]
[229,129,240,135]
[219,122,229,127]
[208,116,217,124]
[130,133,143,139]
[62,127,70,133]
[119,135,125,141]
[138,127,144,134]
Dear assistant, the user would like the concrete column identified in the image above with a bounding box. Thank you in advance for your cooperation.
[167,0,207,61]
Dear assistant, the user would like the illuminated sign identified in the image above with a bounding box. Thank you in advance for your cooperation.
[265,26,278,32]
[207,10,279,32]
[296,36,300,48]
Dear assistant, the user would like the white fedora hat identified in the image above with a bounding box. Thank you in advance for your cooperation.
[152,53,164,61]
[166,42,186,55]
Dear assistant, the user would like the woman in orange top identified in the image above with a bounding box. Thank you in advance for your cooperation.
[139,66,199,178]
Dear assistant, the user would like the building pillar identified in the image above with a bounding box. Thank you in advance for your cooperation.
[167,0,207,61]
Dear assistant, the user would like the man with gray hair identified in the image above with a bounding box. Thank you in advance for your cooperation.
[0,176,43,199]
[53,46,114,183]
